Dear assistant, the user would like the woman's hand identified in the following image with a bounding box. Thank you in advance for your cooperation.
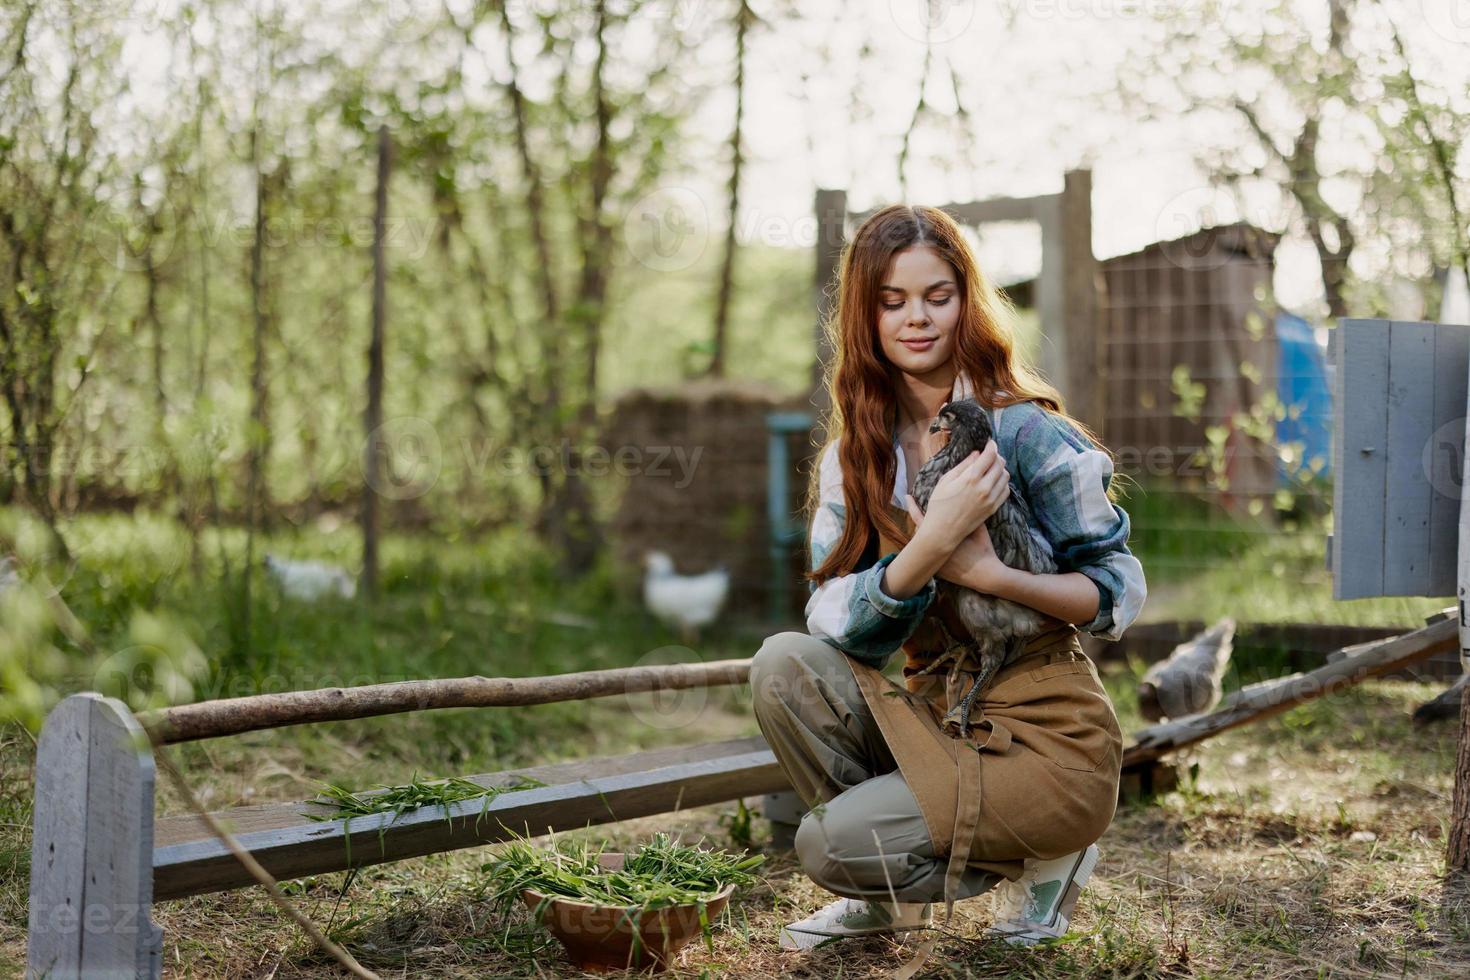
[910,440,1009,550]
[905,497,1008,593]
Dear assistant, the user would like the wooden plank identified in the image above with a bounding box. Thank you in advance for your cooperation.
[1383,321,1436,594]
[154,737,767,846]
[849,193,1057,229]
[1431,323,1470,594]
[81,697,161,978]
[1333,319,1391,599]
[1124,611,1457,766]
[26,695,93,980]
[153,737,788,900]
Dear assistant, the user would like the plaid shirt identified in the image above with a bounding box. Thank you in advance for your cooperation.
[805,371,1148,668]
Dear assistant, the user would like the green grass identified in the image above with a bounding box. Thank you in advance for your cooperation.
[1123,481,1451,628]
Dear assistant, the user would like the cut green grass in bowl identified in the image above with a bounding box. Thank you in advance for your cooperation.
[477,830,766,971]
[479,830,764,911]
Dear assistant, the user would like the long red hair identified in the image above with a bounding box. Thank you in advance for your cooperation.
[805,204,1114,587]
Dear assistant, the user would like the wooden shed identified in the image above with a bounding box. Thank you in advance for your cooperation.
[1096,223,1284,514]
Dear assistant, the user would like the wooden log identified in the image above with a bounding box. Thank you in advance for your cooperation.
[152,736,787,900]
[1123,611,1457,768]
[140,658,753,744]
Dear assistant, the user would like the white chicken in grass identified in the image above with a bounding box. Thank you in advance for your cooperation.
[642,550,729,643]
[0,555,19,596]
[263,553,357,601]
[1137,617,1236,721]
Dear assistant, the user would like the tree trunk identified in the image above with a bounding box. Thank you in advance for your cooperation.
[242,122,270,656]
[1448,680,1470,874]
[360,125,390,600]
[708,0,750,380]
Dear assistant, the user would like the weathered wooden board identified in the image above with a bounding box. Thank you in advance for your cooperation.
[153,736,787,900]
[1431,324,1470,590]
[1332,319,1470,599]
[1384,322,1436,594]
[27,694,161,980]
[26,696,91,979]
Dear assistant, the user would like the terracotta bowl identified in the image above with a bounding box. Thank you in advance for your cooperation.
[519,853,736,973]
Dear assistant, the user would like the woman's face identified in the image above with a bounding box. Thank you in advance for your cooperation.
[875,245,962,380]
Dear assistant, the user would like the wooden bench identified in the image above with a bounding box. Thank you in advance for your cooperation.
[156,735,786,900]
[26,690,788,978]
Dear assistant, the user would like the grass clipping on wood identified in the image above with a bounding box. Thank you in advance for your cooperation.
[308,773,549,824]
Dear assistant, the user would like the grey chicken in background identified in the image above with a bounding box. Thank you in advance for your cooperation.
[910,399,1059,736]
[1137,617,1236,722]
[1412,673,1467,726]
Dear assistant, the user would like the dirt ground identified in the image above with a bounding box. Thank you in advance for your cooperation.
[3,669,1468,978]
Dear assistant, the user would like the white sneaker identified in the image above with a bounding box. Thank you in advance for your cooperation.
[777,896,933,950]
[984,842,1100,945]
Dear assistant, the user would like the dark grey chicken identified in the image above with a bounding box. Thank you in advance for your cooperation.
[1412,673,1467,726]
[910,398,1059,737]
[1137,617,1235,721]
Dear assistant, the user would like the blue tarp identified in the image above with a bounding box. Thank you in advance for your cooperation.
[1275,310,1333,486]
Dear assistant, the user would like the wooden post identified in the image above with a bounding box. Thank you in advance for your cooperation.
[27,693,161,979]
[811,188,846,416]
[1035,172,1101,427]
[1059,169,1099,429]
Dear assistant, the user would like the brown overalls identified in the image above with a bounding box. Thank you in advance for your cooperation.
[749,504,1124,940]
[847,507,1124,905]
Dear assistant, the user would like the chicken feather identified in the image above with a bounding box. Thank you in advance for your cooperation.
[910,399,1060,736]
